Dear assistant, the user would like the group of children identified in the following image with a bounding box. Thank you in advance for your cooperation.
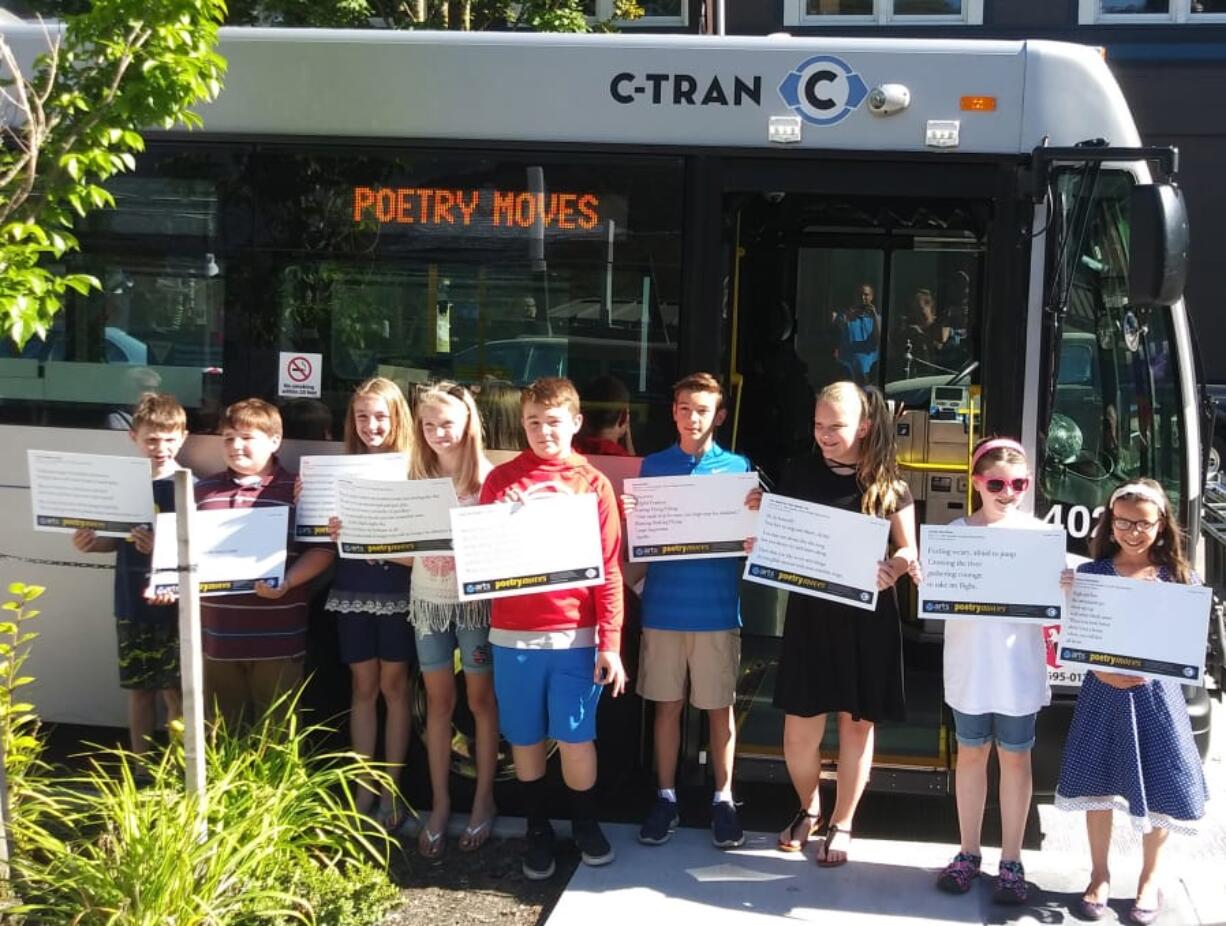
[73,374,1208,915]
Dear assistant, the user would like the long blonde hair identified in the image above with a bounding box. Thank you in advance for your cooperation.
[817,381,904,518]
[410,381,486,498]
[343,377,414,459]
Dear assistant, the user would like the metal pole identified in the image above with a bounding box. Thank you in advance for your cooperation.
[716,0,725,35]
[174,470,207,833]
[0,735,9,882]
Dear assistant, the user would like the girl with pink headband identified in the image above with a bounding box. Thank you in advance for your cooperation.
[914,435,1058,906]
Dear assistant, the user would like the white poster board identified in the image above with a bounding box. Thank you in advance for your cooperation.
[295,453,407,541]
[743,493,890,612]
[1059,572,1213,684]
[150,507,289,597]
[624,472,759,562]
[451,494,604,602]
[337,477,459,558]
[27,449,153,537]
[918,524,1066,622]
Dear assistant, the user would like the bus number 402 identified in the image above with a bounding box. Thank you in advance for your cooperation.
[1043,504,1105,540]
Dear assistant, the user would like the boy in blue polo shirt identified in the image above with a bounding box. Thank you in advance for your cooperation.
[624,372,753,849]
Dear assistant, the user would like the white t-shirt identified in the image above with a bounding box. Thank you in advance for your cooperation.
[941,514,1053,717]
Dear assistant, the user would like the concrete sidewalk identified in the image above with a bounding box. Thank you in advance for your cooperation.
[545,822,1225,925]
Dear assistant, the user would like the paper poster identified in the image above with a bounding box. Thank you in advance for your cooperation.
[625,472,759,562]
[27,449,154,537]
[743,493,890,612]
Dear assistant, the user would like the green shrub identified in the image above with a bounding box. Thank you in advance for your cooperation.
[0,588,404,926]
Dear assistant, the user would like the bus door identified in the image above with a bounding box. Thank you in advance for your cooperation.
[715,164,1001,791]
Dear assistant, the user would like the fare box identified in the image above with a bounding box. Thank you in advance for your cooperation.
[624,472,759,562]
[743,493,890,612]
[27,449,154,537]
[1059,571,1213,685]
[918,524,1066,622]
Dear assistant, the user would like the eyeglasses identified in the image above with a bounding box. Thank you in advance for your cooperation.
[1112,516,1161,533]
[976,476,1030,494]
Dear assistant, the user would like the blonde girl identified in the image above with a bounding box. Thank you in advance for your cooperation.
[408,382,498,858]
[324,377,415,830]
[749,381,917,866]
[1056,479,1207,925]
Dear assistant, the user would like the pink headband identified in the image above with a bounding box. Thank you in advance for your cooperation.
[971,438,1027,471]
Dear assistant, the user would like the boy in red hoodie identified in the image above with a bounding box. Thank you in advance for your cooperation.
[479,377,625,880]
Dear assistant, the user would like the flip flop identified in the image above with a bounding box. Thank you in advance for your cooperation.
[417,823,446,859]
[816,822,851,868]
[458,816,496,852]
[777,809,822,853]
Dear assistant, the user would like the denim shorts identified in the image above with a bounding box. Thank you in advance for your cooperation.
[414,622,492,675]
[951,709,1038,753]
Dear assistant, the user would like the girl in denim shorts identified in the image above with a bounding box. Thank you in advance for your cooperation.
[408,382,497,858]
[913,438,1060,905]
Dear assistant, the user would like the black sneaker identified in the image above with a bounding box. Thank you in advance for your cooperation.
[711,800,745,849]
[573,819,616,866]
[521,821,557,881]
[638,797,680,845]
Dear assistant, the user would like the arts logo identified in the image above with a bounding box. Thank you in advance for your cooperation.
[778,55,868,127]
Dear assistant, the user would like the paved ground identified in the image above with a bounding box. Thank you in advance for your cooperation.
[546,696,1226,925]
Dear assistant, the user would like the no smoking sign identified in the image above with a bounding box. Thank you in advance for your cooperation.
[278,351,323,399]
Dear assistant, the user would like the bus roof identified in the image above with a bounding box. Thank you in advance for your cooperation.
[1,26,1141,155]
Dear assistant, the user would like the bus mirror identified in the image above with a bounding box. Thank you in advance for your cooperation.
[1129,183,1188,307]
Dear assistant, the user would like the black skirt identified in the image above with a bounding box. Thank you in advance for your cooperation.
[772,586,906,722]
[769,451,908,723]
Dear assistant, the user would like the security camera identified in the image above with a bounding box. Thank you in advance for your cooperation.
[763,191,786,204]
[867,84,911,117]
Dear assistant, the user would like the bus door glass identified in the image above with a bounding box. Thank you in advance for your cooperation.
[727,191,987,778]
[1038,171,1185,551]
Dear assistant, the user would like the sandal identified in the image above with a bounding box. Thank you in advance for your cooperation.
[375,800,411,837]
[417,823,446,859]
[777,809,822,853]
[816,822,851,868]
[459,815,496,852]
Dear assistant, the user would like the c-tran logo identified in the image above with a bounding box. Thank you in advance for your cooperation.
[778,55,869,127]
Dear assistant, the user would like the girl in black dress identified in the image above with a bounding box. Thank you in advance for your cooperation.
[749,381,917,866]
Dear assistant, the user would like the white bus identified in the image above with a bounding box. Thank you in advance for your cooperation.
[0,27,1216,791]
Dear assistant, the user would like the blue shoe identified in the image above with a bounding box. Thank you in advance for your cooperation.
[638,797,679,845]
[711,800,745,849]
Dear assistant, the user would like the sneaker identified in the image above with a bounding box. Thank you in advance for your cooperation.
[935,852,982,894]
[521,821,556,881]
[711,800,745,849]
[994,859,1029,906]
[573,819,616,867]
[639,797,680,845]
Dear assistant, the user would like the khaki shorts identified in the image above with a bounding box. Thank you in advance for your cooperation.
[636,628,740,710]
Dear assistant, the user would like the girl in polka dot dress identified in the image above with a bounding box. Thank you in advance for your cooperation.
[1056,478,1208,925]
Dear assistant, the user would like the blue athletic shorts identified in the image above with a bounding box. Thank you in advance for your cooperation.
[336,613,415,665]
[492,645,601,746]
[951,709,1037,753]
[415,623,493,675]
